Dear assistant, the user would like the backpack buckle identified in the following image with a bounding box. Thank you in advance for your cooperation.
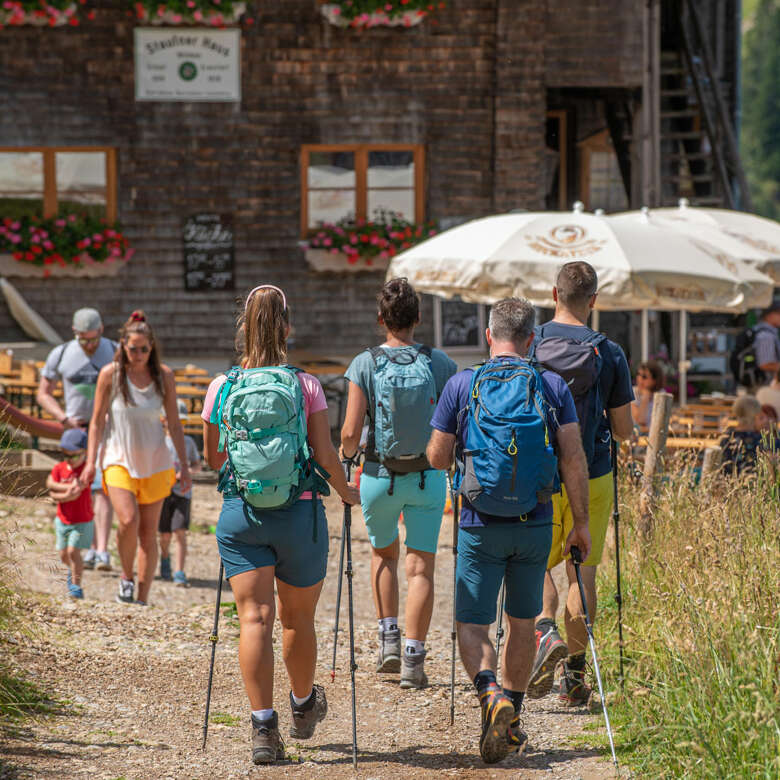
[233,429,248,441]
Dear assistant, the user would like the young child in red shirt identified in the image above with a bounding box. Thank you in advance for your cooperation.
[47,429,94,599]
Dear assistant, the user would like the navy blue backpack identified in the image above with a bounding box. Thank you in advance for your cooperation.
[530,326,607,464]
[459,358,558,517]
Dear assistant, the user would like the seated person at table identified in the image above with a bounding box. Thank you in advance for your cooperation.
[719,396,777,476]
[631,360,664,428]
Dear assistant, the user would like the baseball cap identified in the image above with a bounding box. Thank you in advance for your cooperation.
[60,429,88,452]
[72,308,102,333]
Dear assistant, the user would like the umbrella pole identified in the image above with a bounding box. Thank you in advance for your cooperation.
[679,310,688,406]
[641,309,650,362]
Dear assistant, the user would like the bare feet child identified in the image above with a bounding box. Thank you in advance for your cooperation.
[46,430,94,600]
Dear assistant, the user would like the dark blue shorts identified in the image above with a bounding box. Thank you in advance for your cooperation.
[455,522,552,624]
[216,497,328,587]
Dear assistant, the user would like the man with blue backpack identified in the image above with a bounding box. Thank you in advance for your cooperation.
[528,261,633,707]
[427,297,591,764]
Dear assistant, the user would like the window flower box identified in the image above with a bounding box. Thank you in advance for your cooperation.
[0,1,86,27]
[320,1,444,30]
[0,214,133,279]
[302,212,437,273]
[132,1,246,26]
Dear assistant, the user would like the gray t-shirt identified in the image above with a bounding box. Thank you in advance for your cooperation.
[165,434,201,499]
[345,343,458,478]
[753,322,780,380]
[41,337,116,423]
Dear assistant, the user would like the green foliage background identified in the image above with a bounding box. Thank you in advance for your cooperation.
[742,0,780,220]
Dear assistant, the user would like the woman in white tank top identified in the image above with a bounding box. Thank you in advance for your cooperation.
[83,310,192,606]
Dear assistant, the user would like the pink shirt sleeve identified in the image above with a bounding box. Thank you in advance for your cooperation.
[201,372,327,423]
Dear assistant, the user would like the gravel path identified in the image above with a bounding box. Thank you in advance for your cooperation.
[1,483,613,779]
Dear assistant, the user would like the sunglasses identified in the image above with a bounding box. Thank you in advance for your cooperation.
[63,451,85,461]
[125,345,150,354]
[77,335,101,346]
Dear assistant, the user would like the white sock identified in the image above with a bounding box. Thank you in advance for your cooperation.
[405,639,425,655]
[251,708,274,722]
[378,617,398,633]
[291,690,312,707]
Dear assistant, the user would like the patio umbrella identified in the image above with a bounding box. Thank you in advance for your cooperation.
[388,205,748,312]
[653,198,780,284]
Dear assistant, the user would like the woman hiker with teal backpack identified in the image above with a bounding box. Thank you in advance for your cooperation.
[341,278,457,689]
[201,285,359,766]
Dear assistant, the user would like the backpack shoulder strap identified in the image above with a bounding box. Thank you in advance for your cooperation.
[52,341,70,375]
[418,344,433,359]
[369,346,385,366]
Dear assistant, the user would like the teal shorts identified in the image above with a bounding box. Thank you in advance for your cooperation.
[216,497,328,587]
[360,469,446,554]
[455,522,552,624]
[55,517,94,551]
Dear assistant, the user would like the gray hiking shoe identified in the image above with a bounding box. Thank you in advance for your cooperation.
[400,649,428,689]
[289,684,327,739]
[251,711,285,765]
[376,628,401,673]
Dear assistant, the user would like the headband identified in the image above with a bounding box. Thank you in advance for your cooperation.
[245,284,287,312]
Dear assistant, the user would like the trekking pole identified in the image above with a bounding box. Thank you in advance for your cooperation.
[611,439,625,689]
[571,546,619,774]
[201,559,224,750]
[447,472,459,726]
[343,457,359,769]
[495,580,506,671]
[330,518,347,682]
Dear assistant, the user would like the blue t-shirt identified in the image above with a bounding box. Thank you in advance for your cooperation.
[533,322,634,479]
[345,343,458,479]
[430,358,578,528]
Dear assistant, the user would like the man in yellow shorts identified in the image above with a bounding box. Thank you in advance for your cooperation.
[527,262,634,705]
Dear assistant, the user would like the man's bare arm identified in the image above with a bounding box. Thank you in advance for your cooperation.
[426,429,456,471]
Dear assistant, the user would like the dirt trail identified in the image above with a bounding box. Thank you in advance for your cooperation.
[1,484,613,779]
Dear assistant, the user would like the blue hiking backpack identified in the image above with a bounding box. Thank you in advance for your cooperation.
[210,365,329,515]
[459,358,558,517]
[530,327,607,465]
[369,344,437,492]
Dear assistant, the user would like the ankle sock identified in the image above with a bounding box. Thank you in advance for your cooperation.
[291,689,313,709]
[405,639,425,656]
[251,708,274,722]
[535,617,556,635]
[503,688,525,712]
[473,669,498,695]
[566,652,586,673]
[378,617,398,633]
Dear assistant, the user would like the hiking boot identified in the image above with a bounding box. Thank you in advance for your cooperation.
[251,711,285,765]
[160,557,172,581]
[507,710,529,755]
[83,549,96,570]
[376,628,401,673]
[289,684,327,740]
[399,649,428,689]
[528,623,568,699]
[558,659,592,707]
[478,684,515,764]
[116,577,134,604]
[173,570,188,587]
[95,552,112,571]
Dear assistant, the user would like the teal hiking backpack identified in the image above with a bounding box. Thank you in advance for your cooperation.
[369,345,437,493]
[210,365,328,512]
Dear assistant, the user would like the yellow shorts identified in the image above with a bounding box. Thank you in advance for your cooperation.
[103,465,175,505]
[548,471,613,569]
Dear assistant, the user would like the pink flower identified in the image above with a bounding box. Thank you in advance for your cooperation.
[9,234,21,244]
[186,0,195,6]
[68,214,77,222]
[10,221,20,230]
[193,9,203,20]
[43,240,54,250]
[55,219,66,227]
[330,248,339,254]
[323,238,332,246]
[92,233,103,242]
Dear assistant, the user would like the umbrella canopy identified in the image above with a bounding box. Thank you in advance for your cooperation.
[653,199,780,284]
[388,206,749,312]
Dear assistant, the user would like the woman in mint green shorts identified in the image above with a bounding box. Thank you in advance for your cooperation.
[202,285,359,766]
[341,278,457,689]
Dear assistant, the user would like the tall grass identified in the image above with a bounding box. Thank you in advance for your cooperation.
[595,452,780,778]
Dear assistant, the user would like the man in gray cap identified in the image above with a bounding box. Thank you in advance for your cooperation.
[37,308,117,570]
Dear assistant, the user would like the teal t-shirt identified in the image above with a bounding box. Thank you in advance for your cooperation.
[345,343,458,479]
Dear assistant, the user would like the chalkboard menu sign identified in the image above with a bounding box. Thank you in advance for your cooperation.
[441,298,481,348]
[183,213,235,291]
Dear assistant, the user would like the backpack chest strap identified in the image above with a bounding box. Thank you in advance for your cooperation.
[225,423,292,442]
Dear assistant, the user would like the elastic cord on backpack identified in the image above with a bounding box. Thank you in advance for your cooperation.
[387,471,395,496]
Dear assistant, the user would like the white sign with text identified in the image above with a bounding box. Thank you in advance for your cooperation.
[135,29,241,102]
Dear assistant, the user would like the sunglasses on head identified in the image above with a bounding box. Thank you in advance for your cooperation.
[125,345,150,354]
